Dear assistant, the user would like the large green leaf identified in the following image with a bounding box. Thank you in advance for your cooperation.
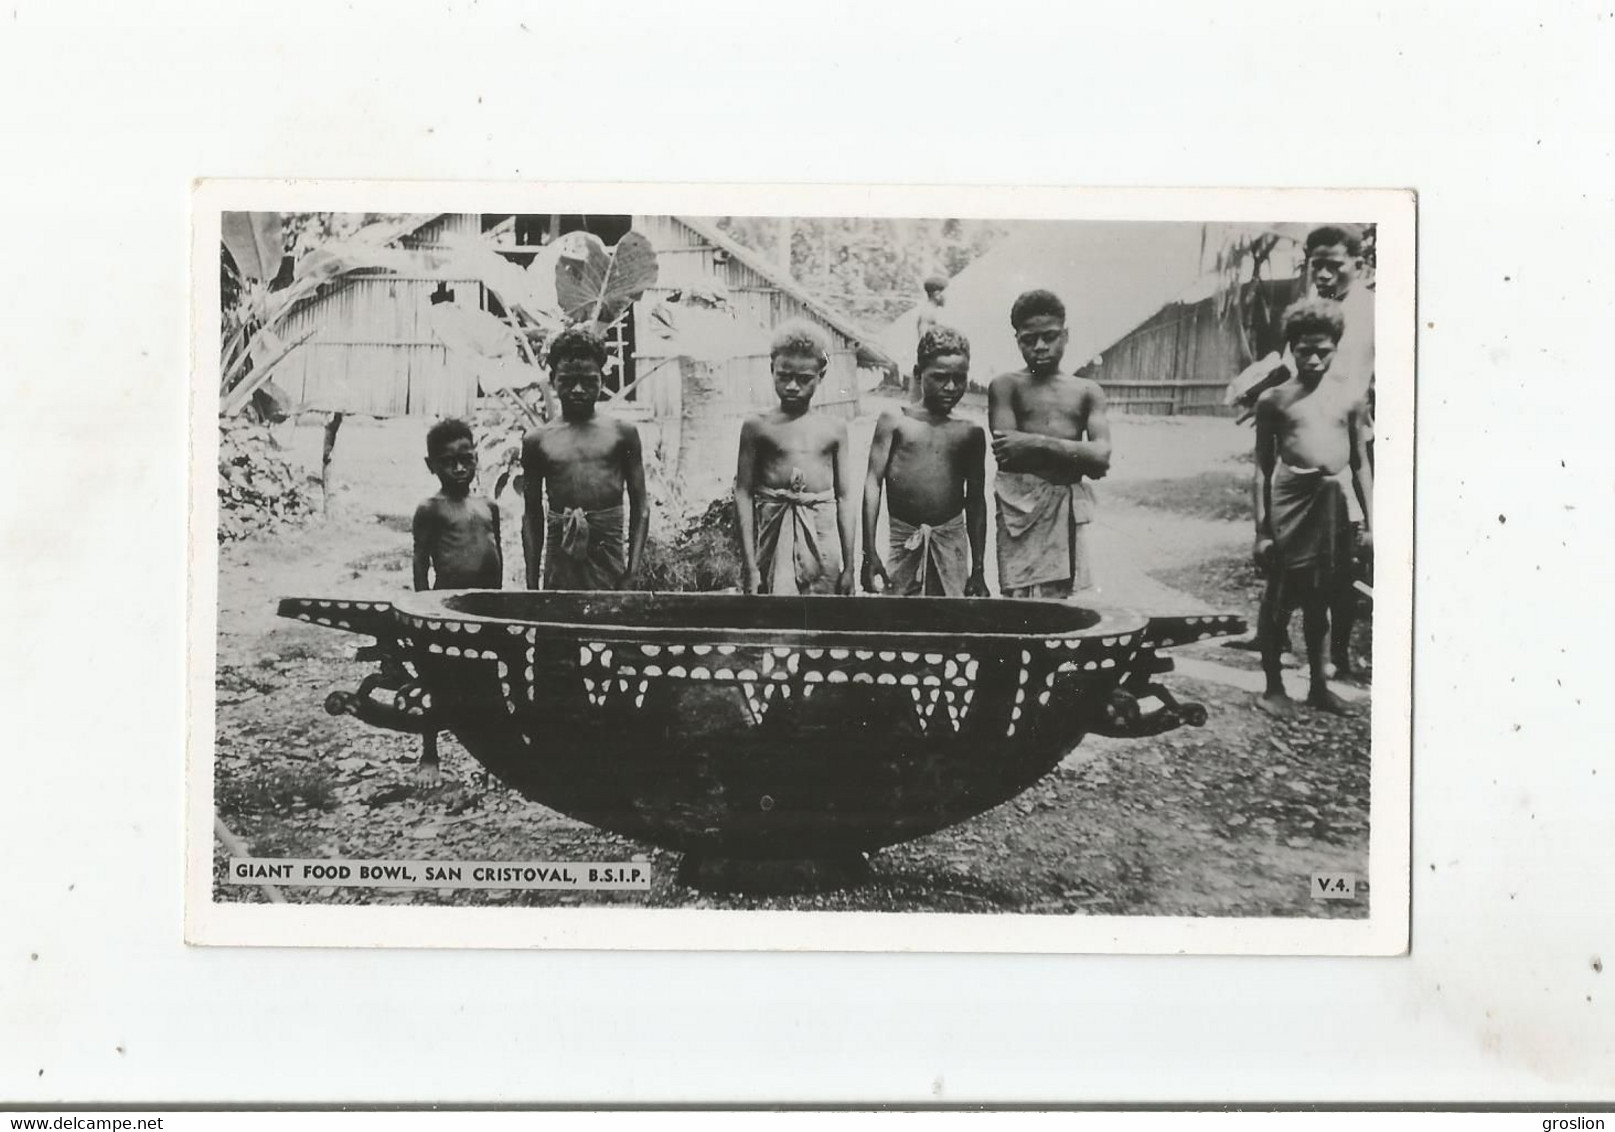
[555,230,658,325]
[221,212,283,283]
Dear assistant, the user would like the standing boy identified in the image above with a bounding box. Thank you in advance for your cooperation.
[1253,298,1373,716]
[1231,225,1375,675]
[987,289,1112,598]
[411,416,502,782]
[413,417,503,591]
[1301,225,1375,677]
[862,326,988,597]
[735,322,857,595]
[522,325,648,591]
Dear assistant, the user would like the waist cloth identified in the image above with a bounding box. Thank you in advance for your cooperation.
[887,508,970,597]
[994,471,1094,593]
[755,472,840,595]
[544,504,626,590]
[1270,461,1352,576]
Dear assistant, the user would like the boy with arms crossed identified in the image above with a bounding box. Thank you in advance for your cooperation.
[862,326,988,597]
[735,322,857,595]
[1253,298,1373,716]
[522,326,648,591]
[987,289,1111,597]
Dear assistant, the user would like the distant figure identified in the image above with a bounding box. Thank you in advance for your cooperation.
[522,326,648,591]
[413,417,503,592]
[987,289,1112,598]
[910,275,949,402]
[1252,299,1373,717]
[862,326,988,597]
[735,322,857,595]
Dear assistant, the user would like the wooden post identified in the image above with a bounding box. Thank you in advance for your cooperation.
[321,411,344,512]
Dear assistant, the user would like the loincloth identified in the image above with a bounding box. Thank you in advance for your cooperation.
[544,504,627,591]
[755,471,840,595]
[1271,461,1352,581]
[995,471,1094,595]
[888,508,970,597]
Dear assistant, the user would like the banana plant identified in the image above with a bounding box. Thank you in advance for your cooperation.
[219,211,419,416]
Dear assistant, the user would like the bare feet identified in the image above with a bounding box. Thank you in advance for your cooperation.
[1255,690,1296,718]
[1306,685,1351,715]
[415,758,442,785]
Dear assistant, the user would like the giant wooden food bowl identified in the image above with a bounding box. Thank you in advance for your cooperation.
[279,592,1243,891]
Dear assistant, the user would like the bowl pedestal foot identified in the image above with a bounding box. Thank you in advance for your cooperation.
[676,852,871,895]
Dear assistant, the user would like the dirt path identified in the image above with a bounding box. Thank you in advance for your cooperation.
[212,409,1370,918]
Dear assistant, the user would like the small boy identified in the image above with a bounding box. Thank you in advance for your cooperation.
[412,417,502,782]
[522,325,648,591]
[735,322,857,595]
[862,326,988,597]
[413,417,503,591]
[1253,298,1374,716]
[987,289,1111,597]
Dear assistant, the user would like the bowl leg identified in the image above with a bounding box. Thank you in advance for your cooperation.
[676,852,872,895]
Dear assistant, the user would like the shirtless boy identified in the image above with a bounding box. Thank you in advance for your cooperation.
[862,326,987,597]
[1253,298,1374,716]
[521,325,647,591]
[987,289,1112,597]
[411,416,502,781]
[1229,225,1375,674]
[413,417,503,592]
[735,322,857,595]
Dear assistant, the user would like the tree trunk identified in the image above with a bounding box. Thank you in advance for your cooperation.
[678,357,729,499]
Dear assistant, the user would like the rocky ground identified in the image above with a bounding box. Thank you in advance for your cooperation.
[211,405,1372,918]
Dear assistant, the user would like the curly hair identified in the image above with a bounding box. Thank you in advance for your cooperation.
[1282,297,1346,345]
[917,325,970,370]
[769,320,830,367]
[546,324,609,371]
[1305,225,1363,258]
[425,417,474,457]
[1010,289,1065,328]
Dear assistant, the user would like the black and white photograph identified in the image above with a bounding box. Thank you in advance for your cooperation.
[189,183,1412,953]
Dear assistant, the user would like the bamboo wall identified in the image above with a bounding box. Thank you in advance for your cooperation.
[1091,278,1302,417]
[277,271,481,418]
[278,212,864,425]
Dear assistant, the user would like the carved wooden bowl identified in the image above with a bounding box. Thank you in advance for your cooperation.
[280,592,1242,890]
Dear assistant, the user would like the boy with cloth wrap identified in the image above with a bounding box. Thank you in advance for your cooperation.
[987,289,1112,597]
[735,322,857,595]
[1253,298,1373,716]
[862,326,987,596]
[521,326,648,591]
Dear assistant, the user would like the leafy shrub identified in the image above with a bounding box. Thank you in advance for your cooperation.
[217,418,316,542]
[638,491,741,592]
